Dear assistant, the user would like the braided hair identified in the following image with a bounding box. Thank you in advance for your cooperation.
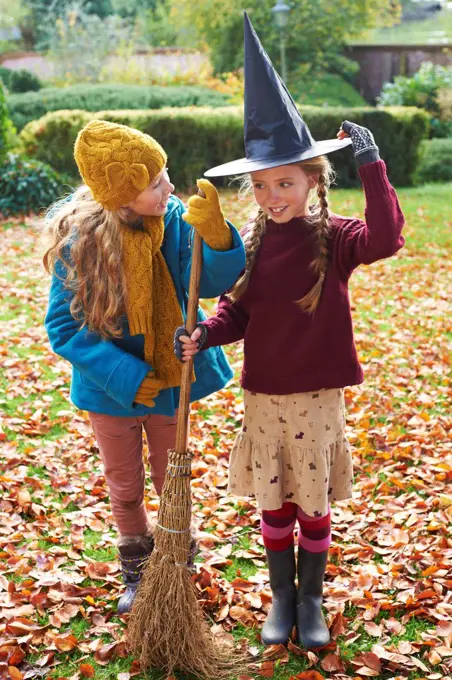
[229,156,334,313]
[296,169,331,313]
[227,207,267,304]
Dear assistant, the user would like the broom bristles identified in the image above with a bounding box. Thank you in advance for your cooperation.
[128,550,239,678]
[127,450,246,679]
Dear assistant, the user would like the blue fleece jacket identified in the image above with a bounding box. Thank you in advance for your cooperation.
[44,195,245,416]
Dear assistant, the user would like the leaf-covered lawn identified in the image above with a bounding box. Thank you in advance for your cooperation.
[0,183,451,680]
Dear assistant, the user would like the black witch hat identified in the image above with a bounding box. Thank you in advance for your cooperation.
[205,12,351,177]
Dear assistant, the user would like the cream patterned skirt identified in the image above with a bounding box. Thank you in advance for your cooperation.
[228,389,353,515]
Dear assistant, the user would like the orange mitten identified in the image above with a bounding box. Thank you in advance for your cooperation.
[134,372,165,407]
[183,179,232,251]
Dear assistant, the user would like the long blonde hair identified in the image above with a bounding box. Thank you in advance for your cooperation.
[229,155,334,313]
[42,186,133,339]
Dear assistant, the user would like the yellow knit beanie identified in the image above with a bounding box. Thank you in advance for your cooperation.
[74,119,167,210]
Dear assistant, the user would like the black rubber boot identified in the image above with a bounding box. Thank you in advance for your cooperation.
[296,547,330,648]
[117,535,154,615]
[261,545,296,646]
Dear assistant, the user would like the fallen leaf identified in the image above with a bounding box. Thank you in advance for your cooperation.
[258,661,274,678]
[436,620,452,637]
[54,635,78,652]
[263,644,289,662]
[320,653,346,672]
[353,652,382,672]
[354,667,380,677]
[364,622,382,637]
[229,606,256,626]
[330,612,346,640]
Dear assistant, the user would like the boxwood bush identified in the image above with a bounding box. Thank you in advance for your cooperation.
[0,153,63,217]
[20,105,429,189]
[8,84,232,130]
[415,138,452,184]
[0,67,42,94]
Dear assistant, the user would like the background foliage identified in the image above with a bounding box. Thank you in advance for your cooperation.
[378,63,452,139]
[170,0,401,76]
[0,81,16,165]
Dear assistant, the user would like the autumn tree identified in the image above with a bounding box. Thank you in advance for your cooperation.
[171,0,402,76]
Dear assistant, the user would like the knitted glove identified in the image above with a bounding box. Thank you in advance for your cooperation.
[134,372,165,407]
[183,179,232,251]
[174,324,208,361]
[341,120,380,166]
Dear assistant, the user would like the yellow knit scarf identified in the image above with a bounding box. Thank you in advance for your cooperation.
[121,215,186,389]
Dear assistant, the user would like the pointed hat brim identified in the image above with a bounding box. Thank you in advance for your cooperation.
[204,137,352,177]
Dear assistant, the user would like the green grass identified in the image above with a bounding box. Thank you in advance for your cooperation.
[48,654,158,680]
[290,72,367,107]
[1,181,450,680]
[83,529,116,562]
[350,7,452,45]
[223,557,259,582]
[330,182,452,252]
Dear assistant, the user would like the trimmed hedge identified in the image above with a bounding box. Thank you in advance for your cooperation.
[20,105,430,189]
[415,138,452,184]
[8,84,232,130]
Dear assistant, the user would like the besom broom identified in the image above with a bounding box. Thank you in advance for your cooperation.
[127,194,243,678]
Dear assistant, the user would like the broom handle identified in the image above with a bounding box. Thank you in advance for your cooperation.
[175,190,205,454]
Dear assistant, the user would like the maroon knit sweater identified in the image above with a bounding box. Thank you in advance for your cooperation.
[201,161,405,394]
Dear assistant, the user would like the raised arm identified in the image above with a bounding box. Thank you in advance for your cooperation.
[178,180,246,299]
[334,121,405,274]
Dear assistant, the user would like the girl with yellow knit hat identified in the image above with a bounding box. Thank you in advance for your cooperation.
[43,119,245,613]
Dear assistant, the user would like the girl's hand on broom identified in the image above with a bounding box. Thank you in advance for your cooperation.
[174,324,208,362]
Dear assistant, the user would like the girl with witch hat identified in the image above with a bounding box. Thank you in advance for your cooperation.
[43,119,245,614]
[175,14,405,649]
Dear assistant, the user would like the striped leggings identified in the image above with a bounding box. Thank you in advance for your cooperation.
[261,502,331,553]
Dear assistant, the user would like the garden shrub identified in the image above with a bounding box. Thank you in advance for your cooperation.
[378,63,452,139]
[20,105,430,189]
[8,84,232,130]
[0,67,42,93]
[0,153,63,216]
[415,138,452,184]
